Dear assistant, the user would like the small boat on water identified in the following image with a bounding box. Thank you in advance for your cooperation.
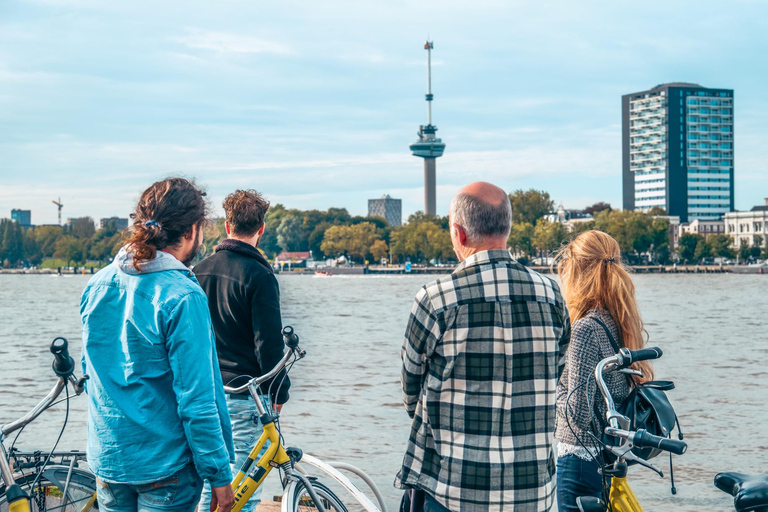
[314,270,333,277]
[730,263,768,275]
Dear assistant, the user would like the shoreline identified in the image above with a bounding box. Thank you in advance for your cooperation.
[1,264,762,275]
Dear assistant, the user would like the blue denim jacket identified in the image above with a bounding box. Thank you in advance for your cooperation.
[81,248,235,487]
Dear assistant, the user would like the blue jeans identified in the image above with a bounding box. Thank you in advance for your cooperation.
[199,395,271,512]
[96,463,202,512]
[424,492,452,512]
[556,455,608,512]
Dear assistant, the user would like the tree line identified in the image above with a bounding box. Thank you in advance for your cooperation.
[3,190,766,269]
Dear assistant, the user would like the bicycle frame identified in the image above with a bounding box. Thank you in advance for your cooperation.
[231,421,291,512]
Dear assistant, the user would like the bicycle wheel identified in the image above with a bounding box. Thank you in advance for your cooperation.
[288,479,348,512]
[0,466,97,512]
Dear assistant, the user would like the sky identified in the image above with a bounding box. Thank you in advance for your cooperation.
[1,0,767,225]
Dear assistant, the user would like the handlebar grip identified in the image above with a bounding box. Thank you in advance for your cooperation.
[50,337,75,377]
[634,429,687,455]
[282,326,300,349]
[628,347,663,364]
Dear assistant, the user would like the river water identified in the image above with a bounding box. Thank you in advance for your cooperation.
[0,272,766,511]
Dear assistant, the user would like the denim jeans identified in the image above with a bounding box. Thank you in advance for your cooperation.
[556,455,608,512]
[198,395,271,512]
[96,463,202,512]
[423,492,453,512]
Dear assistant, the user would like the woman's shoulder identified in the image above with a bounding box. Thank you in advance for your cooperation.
[572,310,616,346]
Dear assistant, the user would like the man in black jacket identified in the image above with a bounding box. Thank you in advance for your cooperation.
[195,190,290,512]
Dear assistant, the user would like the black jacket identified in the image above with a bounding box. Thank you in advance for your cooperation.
[194,239,290,404]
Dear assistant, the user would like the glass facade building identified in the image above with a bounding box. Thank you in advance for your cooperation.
[11,209,31,227]
[622,83,734,222]
[368,195,402,227]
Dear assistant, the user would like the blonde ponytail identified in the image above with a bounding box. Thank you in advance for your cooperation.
[555,230,653,383]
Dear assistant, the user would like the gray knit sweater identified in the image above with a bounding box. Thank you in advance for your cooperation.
[555,308,632,457]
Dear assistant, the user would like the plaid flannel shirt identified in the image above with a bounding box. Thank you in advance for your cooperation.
[395,250,570,512]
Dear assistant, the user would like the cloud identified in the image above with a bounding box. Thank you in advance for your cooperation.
[172,29,293,55]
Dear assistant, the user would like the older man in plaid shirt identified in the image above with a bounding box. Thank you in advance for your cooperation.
[395,182,570,512]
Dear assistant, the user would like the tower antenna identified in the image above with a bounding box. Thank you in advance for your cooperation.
[409,40,446,216]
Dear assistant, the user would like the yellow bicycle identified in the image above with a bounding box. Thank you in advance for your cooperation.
[574,347,688,512]
[0,330,386,512]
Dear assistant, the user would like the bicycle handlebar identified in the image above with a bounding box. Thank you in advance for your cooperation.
[620,347,663,367]
[633,429,687,455]
[50,337,76,377]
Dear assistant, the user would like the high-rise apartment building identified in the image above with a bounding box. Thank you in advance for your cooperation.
[11,209,32,227]
[368,195,402,227]
[623,83,734,222]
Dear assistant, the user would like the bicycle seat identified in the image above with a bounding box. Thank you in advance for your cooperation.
[715,472,768,512]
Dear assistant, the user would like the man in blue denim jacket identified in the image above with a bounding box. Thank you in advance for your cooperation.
[81,178,235,512]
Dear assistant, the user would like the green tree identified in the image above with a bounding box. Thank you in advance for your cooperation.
[763,237,768,260]
[308,221,332,259]
[708,234,735,259]
[507,222,535,257]
[1,221,23,267]
[53,235,83,267]
[276,214,307,252]
[34,225,64,259]
[677,233,703,263]
[509,189,554,225]
[750,236,764,260]
[693,238,711,262]
[370,239,389,262]
[533,221,568,256]
[71,217,96,239]
[320,223,384,262]
[390,217,453,264]
[583,202,612,215]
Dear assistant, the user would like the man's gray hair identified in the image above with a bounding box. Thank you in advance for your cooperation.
[449,192,512,242]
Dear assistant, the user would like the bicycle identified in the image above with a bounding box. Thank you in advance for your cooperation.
[572,347,688,512]
[219,325,387,512]
[1,329,388,512]
[0,338,93,512]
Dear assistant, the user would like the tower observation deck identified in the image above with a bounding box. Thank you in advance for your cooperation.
[409,41,445,216]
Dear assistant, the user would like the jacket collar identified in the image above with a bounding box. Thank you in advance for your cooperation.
[115,246,192,276]
[215,239,272,272]
[454,249,515,273]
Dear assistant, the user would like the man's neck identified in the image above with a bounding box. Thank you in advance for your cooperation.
[228,235,259,249]
[459,242,507,261]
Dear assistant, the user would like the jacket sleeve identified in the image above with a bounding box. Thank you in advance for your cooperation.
[166,292,234,488]
[252,272,290,405]
[562,319,601,432]
[401,286,441,419]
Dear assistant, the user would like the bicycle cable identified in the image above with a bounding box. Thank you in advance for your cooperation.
[26,381,71,494]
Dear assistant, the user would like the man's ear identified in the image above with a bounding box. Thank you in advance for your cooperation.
[257,223,265,237]
[453,223,467,245]
[225,221,231,236]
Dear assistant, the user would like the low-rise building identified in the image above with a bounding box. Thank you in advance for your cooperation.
[99,217,129,231]
[677,219,725,246]
[275,251,315,269]
[724,198,768,248]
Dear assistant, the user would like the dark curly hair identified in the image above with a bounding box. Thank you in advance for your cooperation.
[223,189,270,237]
[126,178,208,271]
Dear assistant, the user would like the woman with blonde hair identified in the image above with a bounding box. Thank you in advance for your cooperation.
[554,230,653,511]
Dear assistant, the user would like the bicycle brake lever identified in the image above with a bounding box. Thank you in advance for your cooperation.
[618,369,644,378]
[70,375,89,395]
[622,451,664,478]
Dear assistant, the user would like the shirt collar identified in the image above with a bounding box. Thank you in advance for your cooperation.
[454,249,514,272]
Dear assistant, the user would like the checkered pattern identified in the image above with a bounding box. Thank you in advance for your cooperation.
[395,250,571,512]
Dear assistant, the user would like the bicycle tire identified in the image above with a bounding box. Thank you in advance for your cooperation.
[0,466,97,512]
[288,479,348,512]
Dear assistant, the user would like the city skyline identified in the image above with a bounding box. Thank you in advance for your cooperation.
[1,0,767,224]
